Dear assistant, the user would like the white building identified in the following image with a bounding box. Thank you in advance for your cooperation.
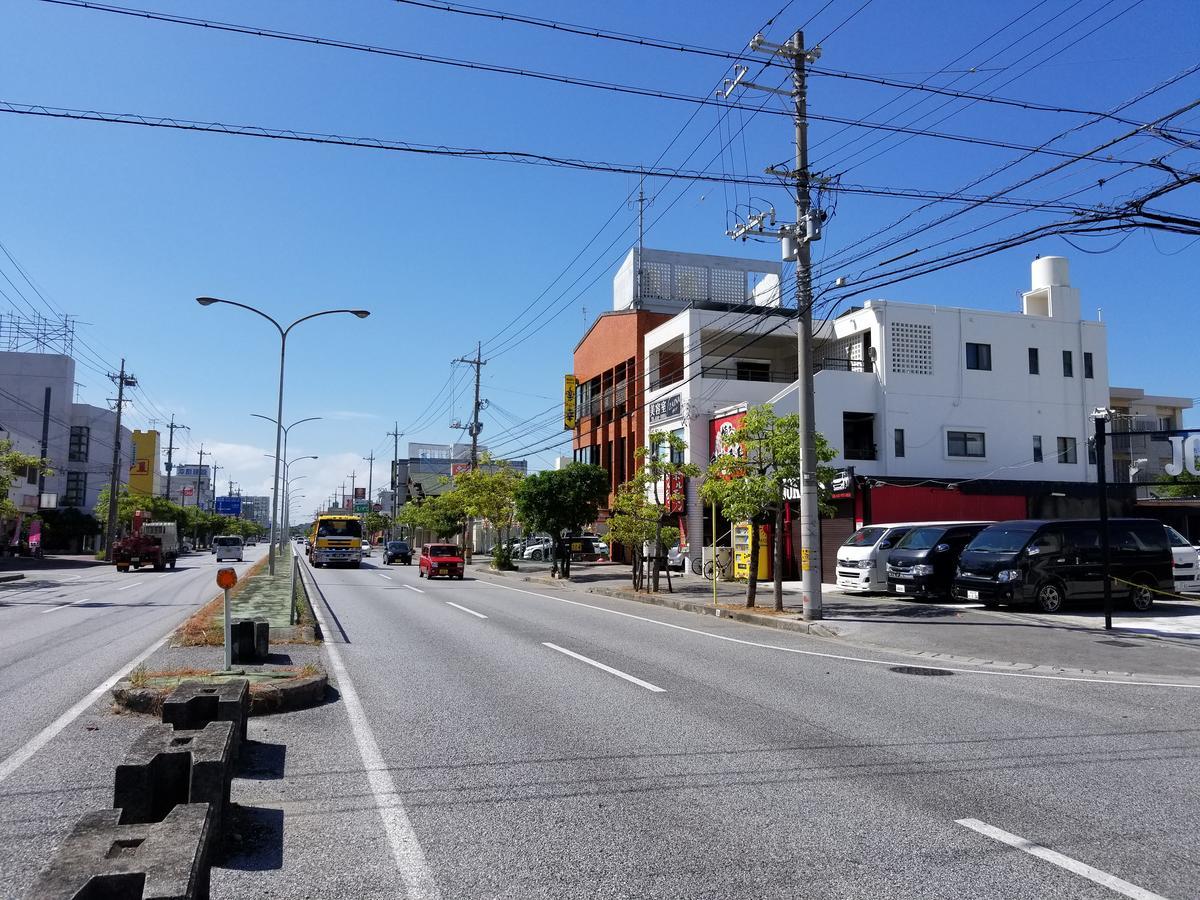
[0,350,133,519]
[644,257,1122,549]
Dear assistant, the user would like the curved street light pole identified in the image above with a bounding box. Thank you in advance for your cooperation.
[263,452,318,555]
[199,296,368,574]
[252,414,321,553]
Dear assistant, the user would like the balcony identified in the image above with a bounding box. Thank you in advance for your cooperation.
[816,356,868,374]
[699,364,798,383]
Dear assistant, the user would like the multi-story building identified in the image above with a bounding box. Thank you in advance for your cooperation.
[572,247,782,544]
[642,256,1184,576]
[239,495,271,529]
[1109,386,1193,486]
[0,350,133,526]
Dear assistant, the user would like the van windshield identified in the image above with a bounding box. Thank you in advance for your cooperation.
[967,526,1037,553]
[1165,526,1191,548]
[317,519,362,538]
[842,527,888,548]
[895,527,945,551]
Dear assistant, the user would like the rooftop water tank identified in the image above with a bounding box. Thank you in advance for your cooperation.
[1031,255,1070,290]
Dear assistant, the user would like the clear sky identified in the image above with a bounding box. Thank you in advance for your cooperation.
[3,0,1198,516]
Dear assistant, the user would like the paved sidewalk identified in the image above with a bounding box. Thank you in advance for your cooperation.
[474,560,1200,682]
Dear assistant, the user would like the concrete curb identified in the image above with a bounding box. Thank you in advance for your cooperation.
[0,573,24,583]
[111,672,330,718]
[478,567,840,638]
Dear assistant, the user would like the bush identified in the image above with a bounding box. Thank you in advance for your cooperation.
[491,543,516,571]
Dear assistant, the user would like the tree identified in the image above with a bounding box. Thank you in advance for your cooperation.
[1155,471,1200,499]
[0,438,50,524]
[396,492,465,541]
[365,510,392,539]
[608,469,679,590]
[513,463,609,578]
[639,433,699,591]
[450,456,523,569]
[702,405,837,611]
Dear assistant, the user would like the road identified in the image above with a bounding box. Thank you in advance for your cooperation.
[0,545,265,769]
[298,555,1200,899]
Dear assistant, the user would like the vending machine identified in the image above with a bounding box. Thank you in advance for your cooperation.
[732,522,771,581]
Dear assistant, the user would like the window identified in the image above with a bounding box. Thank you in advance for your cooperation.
[25,465,37,485]
[1028,347,1039,375]
[894,428,905,458]
[1062,350,1073,377]
[1083,352,1094,379]
[1088,438,1097,465]
[735,360,771,382]
[1057,436,1078,464]
[68,426,89,462]
[64,471,87,506]
[1158,415,1174,432]
[965,342,992,371]
[947,430,986,458]
[1033,435,1043,462]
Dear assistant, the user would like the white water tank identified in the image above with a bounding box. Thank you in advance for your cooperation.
[1031,255,1070,290]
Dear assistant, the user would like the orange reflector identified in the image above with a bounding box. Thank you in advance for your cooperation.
[216,567,237,590]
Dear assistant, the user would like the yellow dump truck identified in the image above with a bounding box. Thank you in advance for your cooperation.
[309,514,364,568]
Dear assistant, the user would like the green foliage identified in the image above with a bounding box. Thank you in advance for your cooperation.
[37,507,100,551]
[396,492,465,540]
[1155,471,1200,499]
[94,485,261,542]
[365,510,392,535]
[514,463,609,577]
[452,456,523,532]
[0,438,51,520]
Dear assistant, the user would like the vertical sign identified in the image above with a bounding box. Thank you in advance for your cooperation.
[563,374,578,430]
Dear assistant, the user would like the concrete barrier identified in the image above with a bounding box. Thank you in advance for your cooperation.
[28,804,214,900]
[161,680,248,760]
[114,721,234,838]
[230,619,269,664]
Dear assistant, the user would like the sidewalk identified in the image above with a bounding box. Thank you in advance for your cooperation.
[473,560,1200,683]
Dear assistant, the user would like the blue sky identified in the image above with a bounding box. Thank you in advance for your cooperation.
[3,0,1198,514]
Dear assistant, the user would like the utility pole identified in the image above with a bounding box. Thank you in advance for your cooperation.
[726,29,825,619]
[195,443,207,512]
[104,359,137,560]
[209,462,222,512]
[454,343,486,560]
[363,451,375,539]
[37,386,51,500]
[388,422,403,540]
[162,414,188,499]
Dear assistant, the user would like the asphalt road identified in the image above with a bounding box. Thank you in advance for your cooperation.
[299,554,1200,899]
[0,545,265,765]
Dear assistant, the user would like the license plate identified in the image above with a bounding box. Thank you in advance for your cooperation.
[131,557,140,564]
[895,584,905,593]
[967,590,979,600]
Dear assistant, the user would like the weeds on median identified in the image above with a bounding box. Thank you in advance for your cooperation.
[173,554,270,646]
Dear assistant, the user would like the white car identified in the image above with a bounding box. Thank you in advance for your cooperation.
[523,538,553,560]
[213,535,244,562]
[1165,526,1199,594]
[361,541,372,557]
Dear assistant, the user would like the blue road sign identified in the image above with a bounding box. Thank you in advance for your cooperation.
[215,496,242,516]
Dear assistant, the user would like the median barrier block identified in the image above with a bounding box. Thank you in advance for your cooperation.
[230,619,269,664]
[161,680,248,759]
[28,804,213,900]
[114,721,234,838]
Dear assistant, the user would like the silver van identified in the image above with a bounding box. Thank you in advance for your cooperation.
[213,535,244,562]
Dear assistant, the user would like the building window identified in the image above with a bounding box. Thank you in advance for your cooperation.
[1088,439,1097,465]
[894,428,905,458]
[735,360,772,382]
[1158,415,1175,432]
[1033,435,1043,462]
[1083,352,1094,379]
[1062,350,1073,377]
[69,425,89,463]
[947,431,986,458]
[1028,348,1039,375]
[843,412,876,460]
[965,342,992,371]
[64,471,87,506]
[1057,436,1078,464]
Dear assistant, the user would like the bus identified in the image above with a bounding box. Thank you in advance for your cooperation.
[309,514,364,568]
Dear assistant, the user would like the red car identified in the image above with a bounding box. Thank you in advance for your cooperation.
[419,543,464,580]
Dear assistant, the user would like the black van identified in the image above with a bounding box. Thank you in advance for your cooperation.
[886,522,991,600]
[952,518,1172,613]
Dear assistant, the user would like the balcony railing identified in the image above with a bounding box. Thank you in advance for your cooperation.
[700,365,798,383]
[815,357,868,373]
[843,445,878,461]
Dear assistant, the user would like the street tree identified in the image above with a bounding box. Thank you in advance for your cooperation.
[608,466,679,590]
[513,463,609,579]
[641,433,700,591]
[365,510,392,539]
[451,456,523,569]
[0,438,50,524]
[396,492,465,541]
[1155,471,1200,499]
[702,405,837,611]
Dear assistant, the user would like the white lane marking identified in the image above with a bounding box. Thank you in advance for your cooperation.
[479,580,1200,690]
[305,570,441,899]
[955,819,1168,900]
[445,601,487,619]
[156,573,170,579]
[403,585,425,594]
[543,642,665,692]
[64,574,82,582]
[0,630,171,783]
[378,574,393,581]
[42,597,92,615]
[117,581,144,591]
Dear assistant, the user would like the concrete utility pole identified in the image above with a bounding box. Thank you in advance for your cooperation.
[388,422,404,540]
[209,462,222,512]
[726,29,825,619]
[454,343,486,559]
[104,359,137,560]
[195,443,207,512]
[363,451,374,525]
[163,414,188,499]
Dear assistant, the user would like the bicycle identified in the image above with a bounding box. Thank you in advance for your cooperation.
[692,554,730,581]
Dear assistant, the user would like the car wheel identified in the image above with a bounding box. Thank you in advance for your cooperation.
[1035,581,1064,613]
[1130,582,1154,612]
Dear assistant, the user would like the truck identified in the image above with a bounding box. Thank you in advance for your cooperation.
[309,514,363,568]
[113,512,179,572]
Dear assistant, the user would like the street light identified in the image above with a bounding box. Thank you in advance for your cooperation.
[198,296,368,574]
[263,453,318,545]
[248,411,324,568]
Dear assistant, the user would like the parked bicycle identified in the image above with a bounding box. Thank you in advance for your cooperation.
[692,554,730,581]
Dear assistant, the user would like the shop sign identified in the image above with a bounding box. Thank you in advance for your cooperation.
[650,393,681,424]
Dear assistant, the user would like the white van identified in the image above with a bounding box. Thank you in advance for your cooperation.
[835,521,982,593]
[213,535,244,562]
[1165,525,1200,594]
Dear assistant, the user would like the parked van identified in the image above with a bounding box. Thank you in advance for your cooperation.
[886,522,991,600]
[837,522,976,593]
[1165,525,1200,594]
[952,519,1172,613]
[213,535,244,562]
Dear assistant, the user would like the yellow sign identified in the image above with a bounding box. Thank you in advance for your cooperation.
[801,547,811,572]
[563,374,578,430]
[129,429,159,496]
